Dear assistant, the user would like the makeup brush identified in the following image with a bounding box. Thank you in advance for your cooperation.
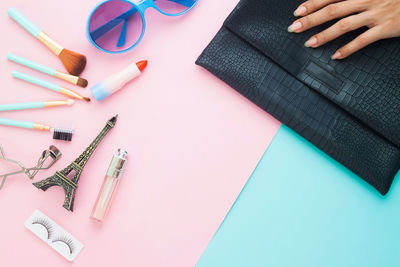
[0,99,74,112]
[12,71,91,102]
[8,8,87,76]
[7,53,88,88]
[0,118,74,141]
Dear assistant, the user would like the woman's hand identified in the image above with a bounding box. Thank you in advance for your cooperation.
[288,0,400,59]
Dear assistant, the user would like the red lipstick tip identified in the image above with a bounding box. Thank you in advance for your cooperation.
[136,60,148,72]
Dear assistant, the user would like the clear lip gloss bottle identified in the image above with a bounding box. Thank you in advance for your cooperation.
[91,148,128,222]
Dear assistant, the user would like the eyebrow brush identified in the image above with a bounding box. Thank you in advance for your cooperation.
[12,71,90,102]
[0,118,74,141]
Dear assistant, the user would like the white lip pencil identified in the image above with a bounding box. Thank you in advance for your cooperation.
[90,60,147,101]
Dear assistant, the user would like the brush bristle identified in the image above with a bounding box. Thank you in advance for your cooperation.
[53,128,73,141]
[77,77,88,88]
[83,97,91,102]
[59,49,87,76]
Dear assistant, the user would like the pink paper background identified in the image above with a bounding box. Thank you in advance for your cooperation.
[0,0,280,266]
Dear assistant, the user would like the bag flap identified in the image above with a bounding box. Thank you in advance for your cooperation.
[196,27,400,195]
[223,0,400,147]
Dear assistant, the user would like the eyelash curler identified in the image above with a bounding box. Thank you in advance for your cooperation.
[0,145,62,190]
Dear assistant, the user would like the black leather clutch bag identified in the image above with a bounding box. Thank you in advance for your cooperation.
[196,0,400,195]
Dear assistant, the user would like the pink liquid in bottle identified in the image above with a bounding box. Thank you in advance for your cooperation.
[91,149,128,221]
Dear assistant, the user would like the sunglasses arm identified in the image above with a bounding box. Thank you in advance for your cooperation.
[90,6,138,41]
[89,0,197,47]
[117,19,129,47]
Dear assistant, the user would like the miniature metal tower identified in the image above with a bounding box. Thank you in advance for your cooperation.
[33,115,118,211]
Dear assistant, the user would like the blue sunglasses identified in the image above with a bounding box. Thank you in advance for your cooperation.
[87,0,198,53]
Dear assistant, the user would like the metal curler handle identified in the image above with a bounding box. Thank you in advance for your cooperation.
[0,145,27,189]
[0,145,62,190]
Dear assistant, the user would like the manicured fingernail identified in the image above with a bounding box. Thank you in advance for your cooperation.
[305,37,317,47]
[288,22,302,32]
[331,51,342,60]
[294,6,307,16]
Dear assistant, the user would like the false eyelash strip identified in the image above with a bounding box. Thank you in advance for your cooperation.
[52,236,76,255]
[32,217,54,239]
[24,209,84,262]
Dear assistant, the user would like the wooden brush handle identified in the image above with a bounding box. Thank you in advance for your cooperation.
[37,32,63,56]
[54,71,79,85]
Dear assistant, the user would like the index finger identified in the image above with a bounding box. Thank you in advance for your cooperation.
[294,0,342,16]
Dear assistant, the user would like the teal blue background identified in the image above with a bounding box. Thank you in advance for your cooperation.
[197,125,400,267]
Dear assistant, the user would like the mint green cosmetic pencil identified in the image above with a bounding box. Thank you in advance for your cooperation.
[0,99,74,112]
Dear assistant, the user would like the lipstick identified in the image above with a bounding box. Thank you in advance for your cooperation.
[90,60,147,101]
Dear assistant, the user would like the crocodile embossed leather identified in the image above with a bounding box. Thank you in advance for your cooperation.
[196,0,400,195]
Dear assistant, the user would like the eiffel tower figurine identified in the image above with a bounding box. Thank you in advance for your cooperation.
[33,115,118,211]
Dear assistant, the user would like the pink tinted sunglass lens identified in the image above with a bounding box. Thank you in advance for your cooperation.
[154,0,197,15]
[89,0,143,52]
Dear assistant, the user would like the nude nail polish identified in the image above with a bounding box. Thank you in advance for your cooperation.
[288,22,302,32]
[294,6,306,16]
[305,37,317,47]
[331,51,342,60]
